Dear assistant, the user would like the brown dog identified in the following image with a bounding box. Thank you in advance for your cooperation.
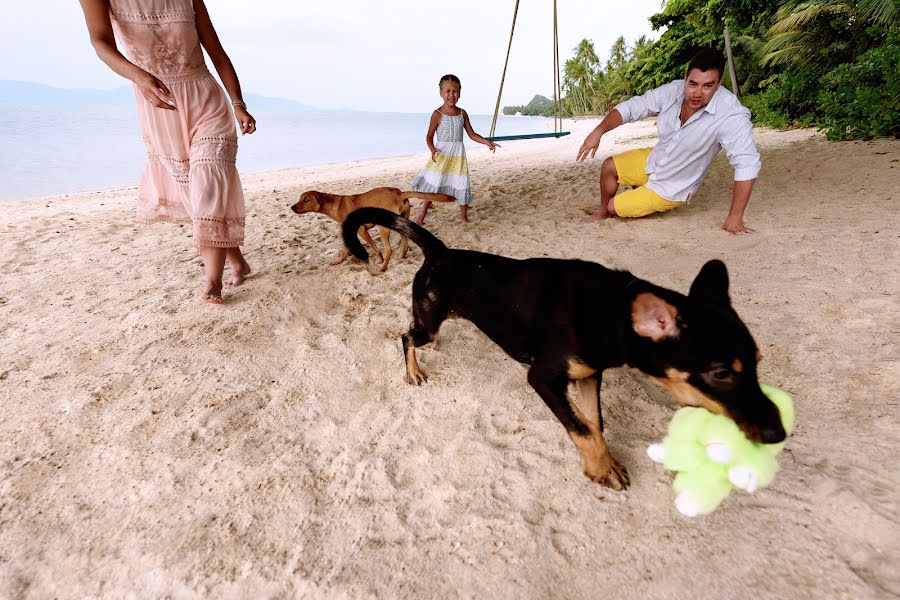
[290,187,455,271]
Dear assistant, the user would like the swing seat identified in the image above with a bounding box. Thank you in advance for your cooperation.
[485,131,571,142]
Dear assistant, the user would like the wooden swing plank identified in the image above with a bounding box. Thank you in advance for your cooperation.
[485,131,571,142]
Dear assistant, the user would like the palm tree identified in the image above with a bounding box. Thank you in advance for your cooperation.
[761,0,897,68]
[564,39,602,114]
[564,58,591,114]
[608,36,629,71]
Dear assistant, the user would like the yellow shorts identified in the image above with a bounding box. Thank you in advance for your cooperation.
[611,147,685,218]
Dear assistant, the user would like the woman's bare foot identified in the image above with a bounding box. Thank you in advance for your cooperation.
[227,262,251,287]
[225,248,251,287]
[202,281,224,304]
[413,208,427,225]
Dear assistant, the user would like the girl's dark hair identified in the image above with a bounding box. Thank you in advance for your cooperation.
[439,74,461,89]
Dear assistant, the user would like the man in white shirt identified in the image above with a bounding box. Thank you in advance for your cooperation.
[576,49,762,234]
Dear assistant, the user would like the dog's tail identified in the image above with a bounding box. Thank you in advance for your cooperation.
[342,207,446,261]
[399,191,456,203]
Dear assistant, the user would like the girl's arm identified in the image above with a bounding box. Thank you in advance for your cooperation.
[426,110,441,161]
[78,0,177,110]
[193,0,256,134]
[461,109,499,152]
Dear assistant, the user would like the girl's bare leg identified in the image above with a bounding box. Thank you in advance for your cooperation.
[460,204,469,224]
[413,201,432,225]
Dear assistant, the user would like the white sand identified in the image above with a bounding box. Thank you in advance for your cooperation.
[1,119,898,598]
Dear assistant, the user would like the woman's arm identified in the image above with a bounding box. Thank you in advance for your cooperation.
[193,0,256,134]
[78,0,177,110]
[461,110,498,152]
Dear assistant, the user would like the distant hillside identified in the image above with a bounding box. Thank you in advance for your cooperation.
[0,80,317,111]
[502,94,556,117]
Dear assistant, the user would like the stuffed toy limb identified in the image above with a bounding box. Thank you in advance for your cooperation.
[648,384,795,516]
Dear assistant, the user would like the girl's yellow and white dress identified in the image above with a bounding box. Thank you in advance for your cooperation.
[411,112,472,205]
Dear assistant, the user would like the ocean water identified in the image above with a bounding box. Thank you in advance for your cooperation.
[0,102,553,201]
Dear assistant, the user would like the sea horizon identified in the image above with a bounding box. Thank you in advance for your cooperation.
[0,80,556,202]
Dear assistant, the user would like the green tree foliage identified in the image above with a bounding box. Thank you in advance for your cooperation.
[817,31,900,139]
[502,0,898,140]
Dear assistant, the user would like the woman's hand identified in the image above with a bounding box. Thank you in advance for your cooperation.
[487,140,500,153]
[430,147,438,162]
[234,105,257,135]
[134,71,177,110]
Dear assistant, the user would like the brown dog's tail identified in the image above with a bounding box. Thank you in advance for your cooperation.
[342,208,446,262]
[399,191,457,203]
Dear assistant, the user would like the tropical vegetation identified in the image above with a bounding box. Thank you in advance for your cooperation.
[504,0,898,140]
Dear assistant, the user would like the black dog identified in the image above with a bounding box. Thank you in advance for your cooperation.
[342,208,786,490]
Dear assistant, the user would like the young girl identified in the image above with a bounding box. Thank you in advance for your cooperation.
[412,74,499,224]
[79,0,255,304]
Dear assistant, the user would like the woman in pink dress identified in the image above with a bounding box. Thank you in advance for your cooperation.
[79,0,255,303]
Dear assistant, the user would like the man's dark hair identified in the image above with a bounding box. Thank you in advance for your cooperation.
[686,48,726,80]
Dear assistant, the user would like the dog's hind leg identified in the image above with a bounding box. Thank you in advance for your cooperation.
[528,364,628,490]
[358,225,384,265]
[376,226,393,271]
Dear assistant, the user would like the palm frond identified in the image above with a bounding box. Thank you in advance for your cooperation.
[856,0,898,26]
[769,3,850,34]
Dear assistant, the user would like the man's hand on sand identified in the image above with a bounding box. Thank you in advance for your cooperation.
[723,215,757,234]
[576,130,602,162]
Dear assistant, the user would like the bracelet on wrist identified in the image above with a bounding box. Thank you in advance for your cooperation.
[231,100,247,109]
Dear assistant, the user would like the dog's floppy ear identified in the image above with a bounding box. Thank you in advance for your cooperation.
[632,292,680,341]
[689,259,731,307]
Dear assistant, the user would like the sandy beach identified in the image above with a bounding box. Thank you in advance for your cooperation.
[1,119,898,598]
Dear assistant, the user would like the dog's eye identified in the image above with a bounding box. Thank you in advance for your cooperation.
[711,368,733,381]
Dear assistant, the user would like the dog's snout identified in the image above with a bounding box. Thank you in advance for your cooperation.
[760,425,787,444]
[289,204,298,213]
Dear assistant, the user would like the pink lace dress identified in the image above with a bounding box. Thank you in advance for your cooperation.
[110,0,244,247]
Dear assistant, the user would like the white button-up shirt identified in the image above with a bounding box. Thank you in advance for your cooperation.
[614,80,761,202]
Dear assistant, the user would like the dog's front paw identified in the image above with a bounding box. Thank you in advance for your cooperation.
[602,461,630,490]
[587,458,629,491]
[405,369,428,385]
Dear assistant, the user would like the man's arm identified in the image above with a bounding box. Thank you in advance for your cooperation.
[719,111,762,234]
[576,109,623,162]
[723,179,757,234]
[576,80,681,162]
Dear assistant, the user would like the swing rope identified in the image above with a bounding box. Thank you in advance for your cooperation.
[488,0,568,141]
[489,0,520,139]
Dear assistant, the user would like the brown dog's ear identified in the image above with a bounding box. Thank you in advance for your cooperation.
[632,292,680,341]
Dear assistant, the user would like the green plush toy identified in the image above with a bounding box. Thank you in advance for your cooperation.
[647,384,795,517]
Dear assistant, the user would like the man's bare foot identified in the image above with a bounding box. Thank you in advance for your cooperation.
[226,261,251,287]
[202,281,224,304]
[581,209,611,224]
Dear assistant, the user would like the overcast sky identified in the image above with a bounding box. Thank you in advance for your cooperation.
[4,1,663,113]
